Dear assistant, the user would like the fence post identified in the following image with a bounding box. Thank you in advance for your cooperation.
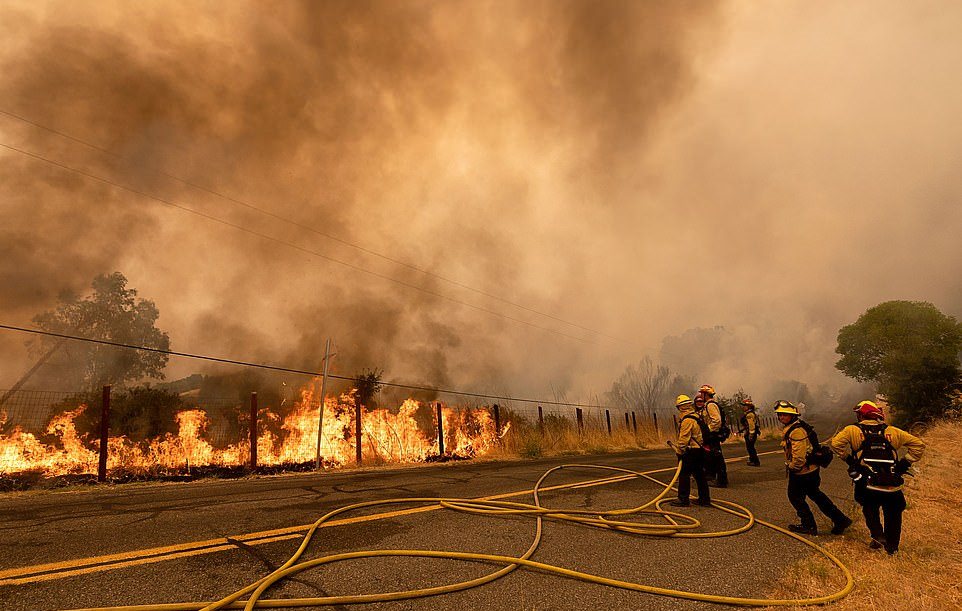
[249,392,258,470]
[605,409,612,435]
[98,385,110,483]
[625,412,630,429]
[652,412,659,433]
[576,408,584,433]
[436,401,445,455]
[631,411,638,433]
[493,404,501,436]
[355,401,363,465]
[538,405,544,432]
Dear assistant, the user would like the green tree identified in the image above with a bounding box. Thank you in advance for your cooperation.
[32,272,170,390]
[835,300,962,423]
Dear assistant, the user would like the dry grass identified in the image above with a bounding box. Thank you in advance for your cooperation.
[765,419,962,611]
[488,412,667,459]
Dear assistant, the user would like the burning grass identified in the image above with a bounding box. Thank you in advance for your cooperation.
[763,418,962,611]
[0,380,505,490]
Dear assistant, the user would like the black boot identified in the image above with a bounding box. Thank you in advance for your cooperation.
[788,524,818,535]
[831,516,853,535]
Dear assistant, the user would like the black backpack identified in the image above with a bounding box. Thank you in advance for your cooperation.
[706,401,731,442]
[854,424,901,489]
[682,414,712,451]
[786,420,834,468]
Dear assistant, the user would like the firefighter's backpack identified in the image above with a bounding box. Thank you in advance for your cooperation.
[855,423,902,490]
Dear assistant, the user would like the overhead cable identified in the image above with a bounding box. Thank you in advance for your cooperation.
[0,323,614,409]
[0,140,595,345]
[0,108,625,344]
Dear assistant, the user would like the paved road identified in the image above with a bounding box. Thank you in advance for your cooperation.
[0,441,861,610]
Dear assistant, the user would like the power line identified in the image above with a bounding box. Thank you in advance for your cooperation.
[0,108,625,343]
[0,323,613,409]
[0,139,596,345]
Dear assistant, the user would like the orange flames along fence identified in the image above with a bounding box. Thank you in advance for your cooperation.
[0,381,508,478]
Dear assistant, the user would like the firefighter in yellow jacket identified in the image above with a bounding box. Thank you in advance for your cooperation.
[830,400,925,554]
[776,400,851,535]
[738,398,761,466]
[696,384,728,487]
[669,395,712,507]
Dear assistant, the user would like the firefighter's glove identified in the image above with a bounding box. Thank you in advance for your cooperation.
[895,458,912,475]
[847,467,865,483]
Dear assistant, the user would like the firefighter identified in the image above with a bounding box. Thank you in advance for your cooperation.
[697,384,728,487]
[830,401,925,554]
[739,398,761,466]
[776,400,851,535]
[669,394,712,507]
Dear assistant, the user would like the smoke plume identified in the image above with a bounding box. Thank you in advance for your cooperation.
[1,1,959,408]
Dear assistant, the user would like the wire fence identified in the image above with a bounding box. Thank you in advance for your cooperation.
[0,386,783,482]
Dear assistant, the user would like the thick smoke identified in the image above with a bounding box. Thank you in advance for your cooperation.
[1,1,959,407]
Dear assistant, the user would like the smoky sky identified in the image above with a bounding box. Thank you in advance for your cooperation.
[1,1,960,404]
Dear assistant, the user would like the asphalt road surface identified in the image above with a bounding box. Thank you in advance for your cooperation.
[0,440,862,611]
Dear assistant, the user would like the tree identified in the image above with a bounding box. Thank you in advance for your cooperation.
[836,300,962,423]
[353,369,384,409]
[606,356,673,414]
[31,272,170,390]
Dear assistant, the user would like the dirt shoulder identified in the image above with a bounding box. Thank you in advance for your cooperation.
[766,419,962,610]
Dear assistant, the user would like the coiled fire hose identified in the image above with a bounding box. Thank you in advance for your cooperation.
[69,455,853,610]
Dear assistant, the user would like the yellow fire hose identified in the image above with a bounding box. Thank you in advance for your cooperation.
[68,455,853,610]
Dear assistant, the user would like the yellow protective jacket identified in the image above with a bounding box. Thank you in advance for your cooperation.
[703,400,722,433]
[781,420,817,475]
[830,421,925,491]
[675,407,706,455]
[740,410,759,435]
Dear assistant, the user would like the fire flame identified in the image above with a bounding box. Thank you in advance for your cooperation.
[0,382,506,478]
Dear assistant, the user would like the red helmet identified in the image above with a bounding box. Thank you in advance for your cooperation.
[854,400,884,420]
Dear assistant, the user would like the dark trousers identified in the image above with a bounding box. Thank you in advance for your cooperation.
[787,470,847,529]
[705,440,728,485]
[856,485,906,553]
[678,448,710,503]
[744,433,760,464]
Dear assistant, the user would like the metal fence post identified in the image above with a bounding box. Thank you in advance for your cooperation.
[98,385,110,483]
[576,408,584,433]
[538,405,544,432]
[436,401,445,455]
[250,392,258,470]
[355,400,363,465]
[631,411,638,433]
[605,409,612,435]
[653,412,659,433]
[493,403,501,436]
[625,412,630,429]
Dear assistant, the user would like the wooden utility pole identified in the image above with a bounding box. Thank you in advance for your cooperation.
[315,338,332,470]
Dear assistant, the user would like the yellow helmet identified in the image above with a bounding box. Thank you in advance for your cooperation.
[675,394,694,408]
[772,400,799,416]
[699,384,715,396]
